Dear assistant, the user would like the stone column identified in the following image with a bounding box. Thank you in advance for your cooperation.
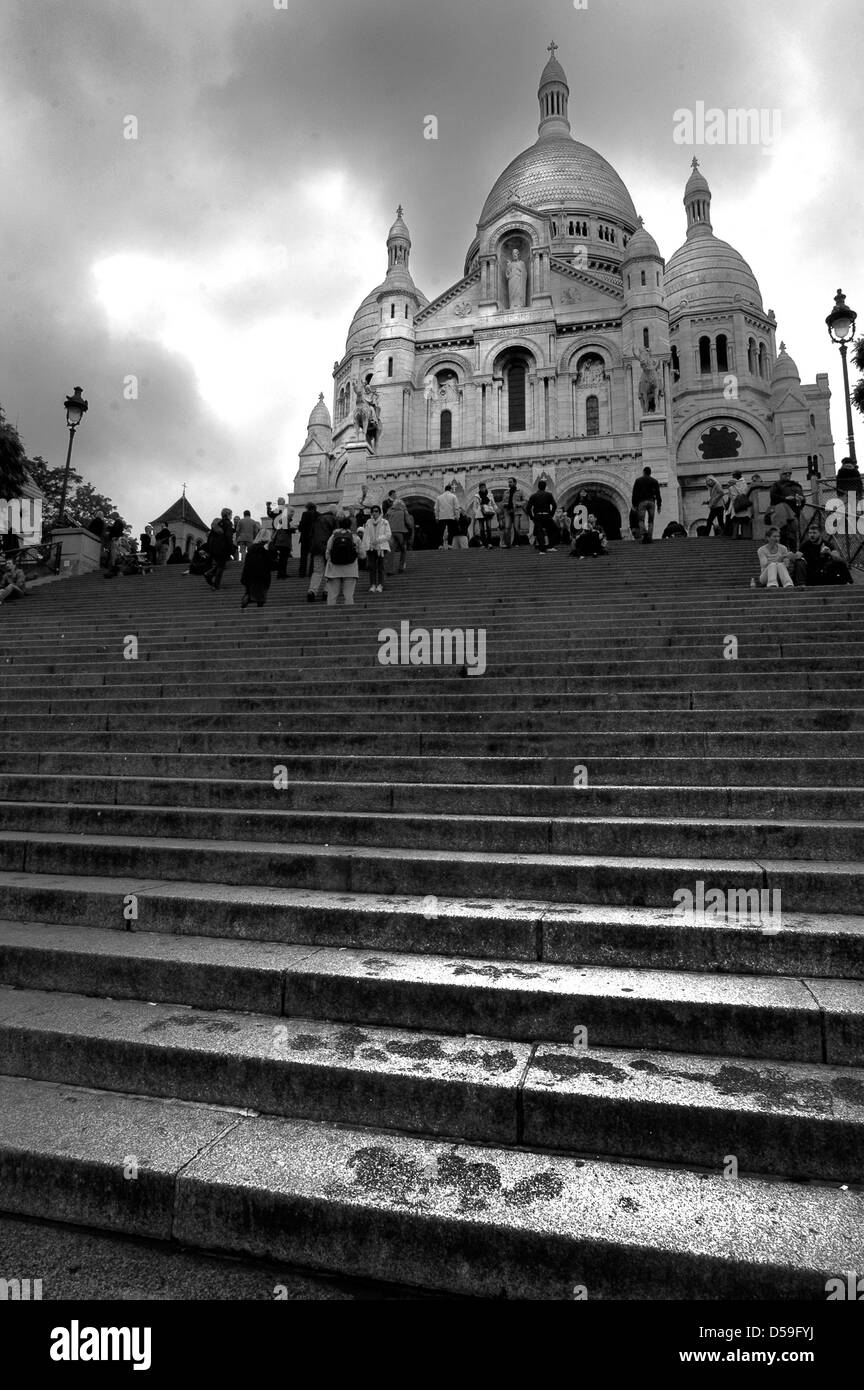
[339,440,373,509]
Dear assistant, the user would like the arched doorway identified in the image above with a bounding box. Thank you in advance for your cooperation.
[561,486,623,540]
[402,496,438,550]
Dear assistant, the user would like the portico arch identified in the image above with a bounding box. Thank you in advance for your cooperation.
[559,480,627,540]
[401,492,438,549]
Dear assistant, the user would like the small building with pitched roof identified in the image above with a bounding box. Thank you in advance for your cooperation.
[149,495,209,558]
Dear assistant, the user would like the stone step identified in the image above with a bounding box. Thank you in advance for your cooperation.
[0,775,855,822]
[1,712,860,742]
[0,1075,859,1297]
[274,945,861,1065]
[3,629,861,656]
[1,877,862,978]
[0,980,860,1180]
[4,729,860,758]
[6,639,860,675]
[1,830,860,913]
[3,800,861,860]
[0,986,532,1149]
[1,751,859,787]
[2,686,861,719]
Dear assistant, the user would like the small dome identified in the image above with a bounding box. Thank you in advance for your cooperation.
[345,278,429,354]
[539,53,568,89]
[387,205,411,243]
[308,392,331,429]
[664,234,762,315]
[621,217,661,264]
[685,158,711,197]
[771,342,800,387]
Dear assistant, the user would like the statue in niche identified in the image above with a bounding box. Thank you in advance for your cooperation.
[504,246,527,308]
[423,374,437,403]
[441,377,459,408]
[352,376,381,449]
[635,347,661,415]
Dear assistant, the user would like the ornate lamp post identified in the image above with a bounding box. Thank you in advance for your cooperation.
[57,387,88,525]
[825,290,857,466]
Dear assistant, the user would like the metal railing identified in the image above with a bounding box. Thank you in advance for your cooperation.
[798,493,864,574]
[2,540,63,579]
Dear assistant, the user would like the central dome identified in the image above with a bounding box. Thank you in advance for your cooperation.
[480,137,638,228]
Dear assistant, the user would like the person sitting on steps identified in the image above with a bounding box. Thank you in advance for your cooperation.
[799,519,853,585]
[755,526,797,589]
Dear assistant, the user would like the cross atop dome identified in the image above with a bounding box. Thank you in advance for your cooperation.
[547,40,558,58]
[691,157,699,172]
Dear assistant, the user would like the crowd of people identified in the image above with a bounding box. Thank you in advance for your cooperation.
[28,468,855,614]
[432,478,614,556]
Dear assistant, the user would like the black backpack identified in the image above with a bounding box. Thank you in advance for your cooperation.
[330,529,356,565]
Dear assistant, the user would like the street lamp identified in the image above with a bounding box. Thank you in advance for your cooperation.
[826,289,857,466]
[57,387,89,526]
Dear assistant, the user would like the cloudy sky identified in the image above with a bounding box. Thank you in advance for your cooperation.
[2,0,861,532]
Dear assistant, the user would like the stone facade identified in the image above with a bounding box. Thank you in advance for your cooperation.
[290,46,834,540]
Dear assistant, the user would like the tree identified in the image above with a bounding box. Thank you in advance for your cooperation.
[0,406,28,499]
[25,456,124,531]
[25,456,82,528]
[67,482,124,529]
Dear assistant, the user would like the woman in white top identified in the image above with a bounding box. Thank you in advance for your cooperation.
[361,505,392,592]
[756,526,796,588]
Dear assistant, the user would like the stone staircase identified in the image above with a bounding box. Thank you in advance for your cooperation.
[0,538,862,1300]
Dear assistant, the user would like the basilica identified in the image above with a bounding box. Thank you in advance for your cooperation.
[289,44,834,542]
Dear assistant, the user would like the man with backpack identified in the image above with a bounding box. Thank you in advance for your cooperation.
[525,479,558,553]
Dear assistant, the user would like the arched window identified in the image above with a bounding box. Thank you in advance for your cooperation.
[585,395,600,437]
[810,413,816,428]
[643,327,650,349]
[508,361,527,431]
[655,272,660,286]
[568,221,574,236]
[627,275,631,289]
[390,303,395,319]
[671,346,680,382]
[404,305,409,318]
[387,356,393,378]
[716,334,729,373]
[699,336,712,373]
[758,343,767,378]
[747,338,756,373]
[640,270,646,286]
[440,409,452,450]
